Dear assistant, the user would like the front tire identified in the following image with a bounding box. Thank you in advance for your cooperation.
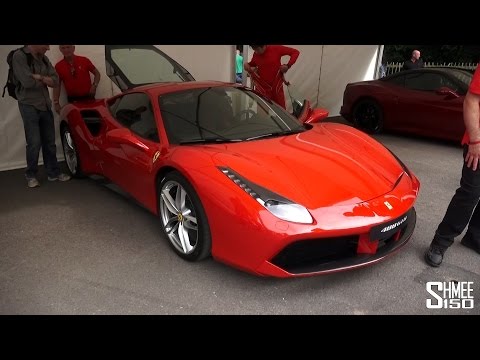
[352,99,384,134]
[158,171,211,261]
[61,125,84,178]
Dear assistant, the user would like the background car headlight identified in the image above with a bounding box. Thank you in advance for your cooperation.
[218,167,313,224]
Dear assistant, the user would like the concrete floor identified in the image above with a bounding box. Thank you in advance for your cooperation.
[1,119,479,315]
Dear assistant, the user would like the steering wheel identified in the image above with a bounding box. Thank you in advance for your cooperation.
[235,109,256,122]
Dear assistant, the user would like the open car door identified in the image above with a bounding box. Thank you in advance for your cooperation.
[105,45,195,91]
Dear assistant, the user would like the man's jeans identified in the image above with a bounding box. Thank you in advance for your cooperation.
[433,145,480,247]
[18,103,60,179]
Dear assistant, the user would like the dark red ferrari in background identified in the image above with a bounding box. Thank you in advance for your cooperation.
[340,67,473,142]
[58,45,420,278]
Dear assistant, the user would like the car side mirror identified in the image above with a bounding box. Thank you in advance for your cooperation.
[305,108,329,124]
[436,86,459,98]
[297,99,329,124]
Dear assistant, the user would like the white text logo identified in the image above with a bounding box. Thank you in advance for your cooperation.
[426,281,474,309]
[380,216,407,233]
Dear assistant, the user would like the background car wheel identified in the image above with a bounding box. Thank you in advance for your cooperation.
[158,171,211,262]
[61,125,84,178]
[352,99,384,134]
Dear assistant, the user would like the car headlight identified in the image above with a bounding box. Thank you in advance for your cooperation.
[218,166,313,224]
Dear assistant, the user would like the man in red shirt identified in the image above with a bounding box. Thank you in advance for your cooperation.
[244,45,300,109]
[425,64,480,267]
[52,45,101,113]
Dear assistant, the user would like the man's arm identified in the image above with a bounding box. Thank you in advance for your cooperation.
[464,91,480,170]
[90,68,101,94]
[12,50,39,89]
[52,81,62,114]
[92,68,100,86]
[38,57,59,88]
[244,54,257,73]
[52,62,63,113]
[86,57,101,94]
[276,45,300,73]
[278,45,300,67]
[52,84,61,103]
[88,68,101,95]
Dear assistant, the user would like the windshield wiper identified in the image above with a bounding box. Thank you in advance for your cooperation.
[246,128,306,141]
[179,137,242,145]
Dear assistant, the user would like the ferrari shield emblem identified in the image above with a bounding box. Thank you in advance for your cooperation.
[384,201,393,210]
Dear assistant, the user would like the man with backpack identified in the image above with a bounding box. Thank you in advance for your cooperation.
[11,45,71,188]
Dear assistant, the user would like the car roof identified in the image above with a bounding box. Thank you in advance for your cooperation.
[385,67,474,78]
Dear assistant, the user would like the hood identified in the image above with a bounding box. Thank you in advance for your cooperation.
[208,123,404,209]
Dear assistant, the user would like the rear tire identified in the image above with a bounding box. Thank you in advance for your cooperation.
[352,99,384,134]
[61,125,85,178]
[158,171,211,261]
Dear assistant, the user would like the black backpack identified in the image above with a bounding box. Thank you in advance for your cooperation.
[2,47,47,100]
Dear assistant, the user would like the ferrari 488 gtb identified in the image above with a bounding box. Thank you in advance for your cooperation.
[59,45,420,278]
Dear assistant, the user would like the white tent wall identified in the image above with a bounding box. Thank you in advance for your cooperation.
[0,45,234,172]
[316,45,380,116]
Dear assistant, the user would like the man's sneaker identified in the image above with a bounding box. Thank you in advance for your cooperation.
[460,235,480,255]
[48,173,71,182]
[424,243,447,267]
[27,177,40,188]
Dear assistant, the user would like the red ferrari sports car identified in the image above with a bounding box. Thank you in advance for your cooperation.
[340,67,473,142]
[59,45,420,278]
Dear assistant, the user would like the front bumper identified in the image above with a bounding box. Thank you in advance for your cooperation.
[261,207,416,277]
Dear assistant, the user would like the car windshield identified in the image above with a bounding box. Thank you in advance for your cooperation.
[159,86,306,144]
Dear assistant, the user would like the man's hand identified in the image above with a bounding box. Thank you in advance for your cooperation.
[279,64,289,73]
[466,143,480,171]
[244,64,256,74]
[32,74,42,81]
[54,102,61,114]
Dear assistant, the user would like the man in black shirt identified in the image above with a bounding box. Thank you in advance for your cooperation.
[403,49,424,70]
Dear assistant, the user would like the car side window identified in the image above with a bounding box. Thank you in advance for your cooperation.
[113,93,159,142]
[439,75,460,93]
[385,75,405,87]
[108,96,122,116]
[405,73,444,92]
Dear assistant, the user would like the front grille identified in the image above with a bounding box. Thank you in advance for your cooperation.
[271,235,359,273]
[377,226,407,250]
